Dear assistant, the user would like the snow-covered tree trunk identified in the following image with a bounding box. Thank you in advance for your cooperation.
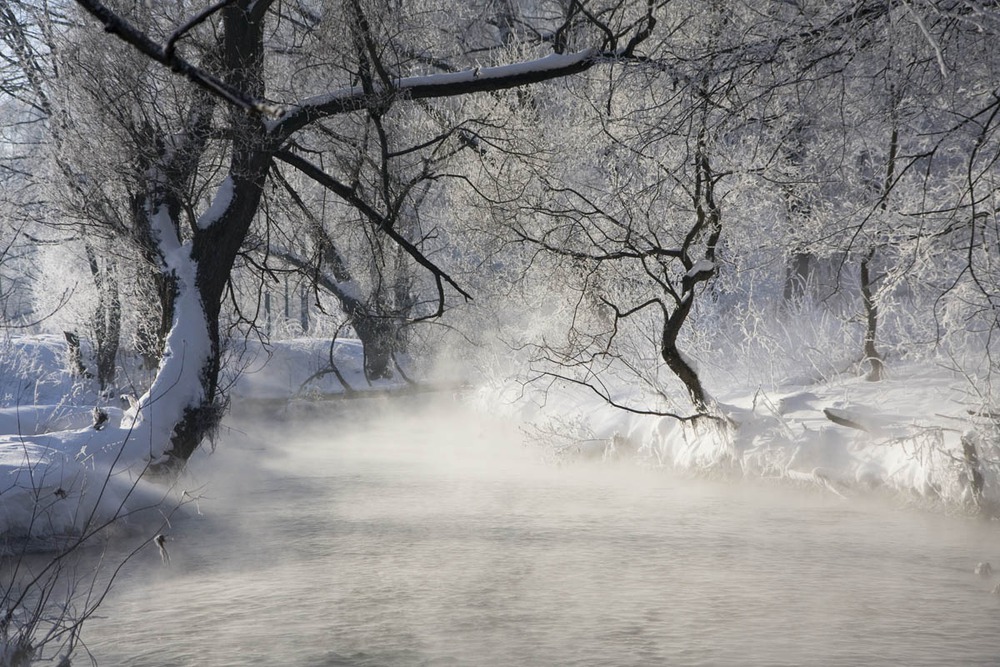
[147,2,272,466]
[125,199,215,468]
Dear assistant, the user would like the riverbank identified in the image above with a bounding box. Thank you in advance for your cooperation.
[477,360,1000,515]
[1,334,997,544]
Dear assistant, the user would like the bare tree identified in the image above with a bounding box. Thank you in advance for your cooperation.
[11,0,998,463]
[60,0,664,466]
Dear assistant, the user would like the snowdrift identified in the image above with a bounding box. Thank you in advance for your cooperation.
[480,363,1000,513]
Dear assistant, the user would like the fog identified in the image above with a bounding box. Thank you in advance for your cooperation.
[83,397,1000,666]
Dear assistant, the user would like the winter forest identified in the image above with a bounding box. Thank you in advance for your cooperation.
[3,0,1000,664]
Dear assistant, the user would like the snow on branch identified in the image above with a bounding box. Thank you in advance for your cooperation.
[272,49,601,138]
[73,0,652,140]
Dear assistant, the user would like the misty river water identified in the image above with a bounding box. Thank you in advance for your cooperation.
[81,396,1000,666]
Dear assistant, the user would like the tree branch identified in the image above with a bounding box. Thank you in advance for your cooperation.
[272,48,602,138]
[165,0,237,59]
[73,0,272,114]
[273,149,472,319]
[534,371,703,421]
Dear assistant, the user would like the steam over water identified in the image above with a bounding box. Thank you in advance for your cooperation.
[86,398,1000,666]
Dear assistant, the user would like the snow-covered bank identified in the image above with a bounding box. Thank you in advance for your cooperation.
[0,335,411,545]
[2,332,998,548]
[478,363,1000,513]
[0,335,169,548]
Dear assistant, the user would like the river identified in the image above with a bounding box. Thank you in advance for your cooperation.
[81,397,1000,666]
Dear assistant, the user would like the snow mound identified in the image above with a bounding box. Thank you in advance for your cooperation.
[480,363,1000,513]
[0,334,406,544]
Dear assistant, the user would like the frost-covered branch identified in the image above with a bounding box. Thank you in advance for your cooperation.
[165,0,238,59]
[274,149,472,318]
[272,48,604,138]
[532,370,705,422]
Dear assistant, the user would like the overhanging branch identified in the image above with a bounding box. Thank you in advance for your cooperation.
[272,48,604,137]
[534,370,703,422]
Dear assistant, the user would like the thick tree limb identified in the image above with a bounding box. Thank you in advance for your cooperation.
[271,48,603,138]
[73,0,662,139]
[165,0,238,59]
[74,0,271,114]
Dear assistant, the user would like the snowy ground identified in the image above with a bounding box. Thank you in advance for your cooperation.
[0,335,416,548]
[480,360,1000,513]
[0,334,997,548]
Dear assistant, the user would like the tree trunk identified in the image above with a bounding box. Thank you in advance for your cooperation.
[267,241,404,383]
[860,248,884,381]
[781,121,812,305]
[860,119,897,383]
[85,244,121,392]
[316,223,401,381]
[122,2,273,470]
[783,251,811,303]
[164,2,273,465]
[962,434,985,510]
[662,342,707,410]
[63,331,89,378]
[299,285,310,333]
[661,298,708,411]
[354,312,397,381]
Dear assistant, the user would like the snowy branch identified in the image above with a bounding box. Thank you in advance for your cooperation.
[271,48,602,138]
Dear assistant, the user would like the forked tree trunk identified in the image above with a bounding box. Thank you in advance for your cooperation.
[130,2,273,470]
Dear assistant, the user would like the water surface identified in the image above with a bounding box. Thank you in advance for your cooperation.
[85,398,1000,666]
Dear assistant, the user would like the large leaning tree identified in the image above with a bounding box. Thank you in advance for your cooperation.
[66,0,665,469]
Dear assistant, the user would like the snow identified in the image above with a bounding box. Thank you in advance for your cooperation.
[124,200,213,462]
[393,49,597,88]
[685,259,715,278]
[475,360,1000,512]
[147,202,181,262]
[1,329,997,547]
[0,191,218,547]
[226,336,399,399]
[0,333,403,546]
[335,278,363,303]
[196,176,234,230]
